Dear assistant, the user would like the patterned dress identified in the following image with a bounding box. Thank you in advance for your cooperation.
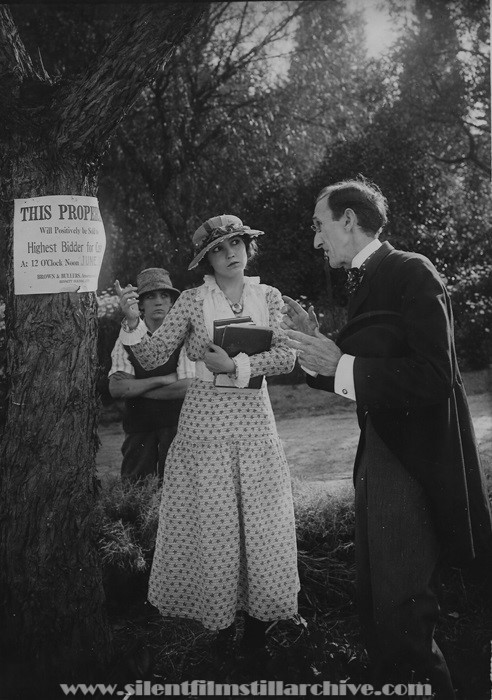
[119,275,300,630]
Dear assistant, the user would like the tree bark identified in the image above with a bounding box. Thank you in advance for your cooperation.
[0,2,207,683]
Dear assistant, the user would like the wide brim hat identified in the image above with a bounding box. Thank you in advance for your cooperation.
[188,214,264,270]
[136,268,180,299]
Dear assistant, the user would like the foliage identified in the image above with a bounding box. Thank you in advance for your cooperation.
[388,0,490,176]
[97,1,319,291]
[9,5,126,79]
[274,0,387,174]
[97,290,121,319]
[95,0,389,292]
[449,264,492,370]
[251,110,491,368]
[292,480,355,612]
[96,476,161,574]
[242,0,491,369]
[99,520,147,574]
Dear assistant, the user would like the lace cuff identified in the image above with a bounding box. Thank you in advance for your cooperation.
[119,318,147,345]
[232,352,251,388]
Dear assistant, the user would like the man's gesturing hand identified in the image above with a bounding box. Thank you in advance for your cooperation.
[285,328,342,376]
[281,296,319,337]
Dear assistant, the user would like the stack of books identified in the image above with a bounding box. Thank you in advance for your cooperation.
[213,316,273,389]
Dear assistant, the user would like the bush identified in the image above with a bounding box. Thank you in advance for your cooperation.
[96,476,161,607]
[449,265,492,371]
[292,479,355,613]
[97,475,161,563]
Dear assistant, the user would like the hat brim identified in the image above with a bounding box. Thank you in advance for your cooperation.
[138,285,181,299]
[188,229,264,270]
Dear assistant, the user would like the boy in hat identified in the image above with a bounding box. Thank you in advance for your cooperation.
[108,268,194,482]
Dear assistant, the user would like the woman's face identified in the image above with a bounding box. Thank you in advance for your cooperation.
[207,236,247,277]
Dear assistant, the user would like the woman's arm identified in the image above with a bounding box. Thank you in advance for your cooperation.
[117,291,192,371]
[232,287,295,386]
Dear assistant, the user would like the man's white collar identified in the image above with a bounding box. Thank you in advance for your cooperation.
[351,238,381,269]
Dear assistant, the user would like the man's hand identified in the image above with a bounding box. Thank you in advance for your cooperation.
[281,296,319,337]
[285,328,342,376]
[115,279,140,325]
[203,344,235,374]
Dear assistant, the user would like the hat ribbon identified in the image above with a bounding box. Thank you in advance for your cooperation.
[197,222,246,251]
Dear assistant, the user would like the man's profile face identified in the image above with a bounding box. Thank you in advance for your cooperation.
[139,290,173,323]
[312,198,352,269]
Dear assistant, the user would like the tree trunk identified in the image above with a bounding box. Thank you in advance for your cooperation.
[0,147,111,684]
[0,2,207,684]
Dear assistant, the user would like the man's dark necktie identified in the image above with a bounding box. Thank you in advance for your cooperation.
[345,266,365,296]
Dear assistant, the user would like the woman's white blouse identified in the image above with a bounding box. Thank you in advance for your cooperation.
[119,276,295,388]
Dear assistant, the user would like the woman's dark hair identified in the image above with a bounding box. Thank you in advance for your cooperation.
[317,176,388,234]
[197,234,259,275]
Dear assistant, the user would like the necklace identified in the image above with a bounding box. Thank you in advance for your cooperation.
[223,289,244,315]
[225,296,244,315]
[229,301,243,315]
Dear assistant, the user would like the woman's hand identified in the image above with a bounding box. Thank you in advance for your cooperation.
[115,280,140,326]
[203,344,235,374]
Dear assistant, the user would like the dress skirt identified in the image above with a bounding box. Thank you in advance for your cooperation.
[147,378,300,630]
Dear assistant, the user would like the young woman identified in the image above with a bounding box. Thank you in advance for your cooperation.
[115,214,299,653]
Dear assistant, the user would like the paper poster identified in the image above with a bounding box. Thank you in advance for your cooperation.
[13,195,106,294]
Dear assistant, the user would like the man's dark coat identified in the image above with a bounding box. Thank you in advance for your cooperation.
[308,241,492,565]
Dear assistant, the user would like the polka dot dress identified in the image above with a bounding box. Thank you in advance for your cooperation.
[147,380,300,630]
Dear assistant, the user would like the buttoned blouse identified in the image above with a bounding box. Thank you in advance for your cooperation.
[119,275,295,388]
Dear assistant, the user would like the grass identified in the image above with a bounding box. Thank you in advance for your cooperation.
[94,474,492,699]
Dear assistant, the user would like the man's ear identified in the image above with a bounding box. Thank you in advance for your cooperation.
[344,207,358,230]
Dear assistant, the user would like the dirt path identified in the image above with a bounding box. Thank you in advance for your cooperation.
[97,391,492,495]
[281,392,492,493]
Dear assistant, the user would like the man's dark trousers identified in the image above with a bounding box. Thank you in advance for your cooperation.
[355,418,455,699]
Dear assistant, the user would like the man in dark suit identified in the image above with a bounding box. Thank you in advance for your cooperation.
[282,178,492,699]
